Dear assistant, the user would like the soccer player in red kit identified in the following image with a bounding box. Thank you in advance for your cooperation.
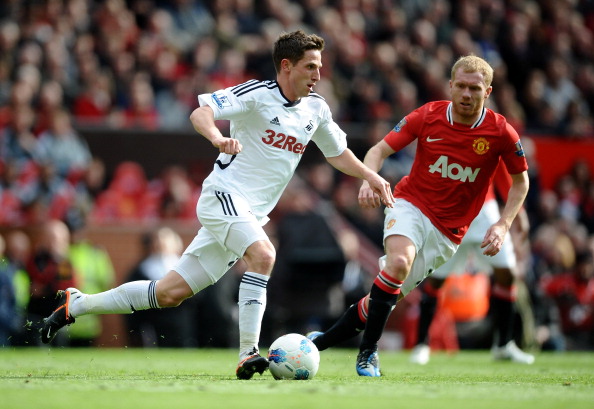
[308,55,530,376]
[409,165,534,365]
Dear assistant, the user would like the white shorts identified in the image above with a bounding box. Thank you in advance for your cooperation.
[379,199,458,296]
[173,188,269,293]
[431,198,517,279]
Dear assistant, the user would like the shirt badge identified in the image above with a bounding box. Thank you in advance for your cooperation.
[211,92,231,109]
[472,137,490,155]
[304,120,314,134]
[386,218,396,229]
[514,140,525,157]
[394,118,407,132]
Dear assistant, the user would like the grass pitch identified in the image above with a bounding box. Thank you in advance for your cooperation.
[1,347,592,409]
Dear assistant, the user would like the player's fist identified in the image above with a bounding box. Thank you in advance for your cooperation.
[213,137,242,155]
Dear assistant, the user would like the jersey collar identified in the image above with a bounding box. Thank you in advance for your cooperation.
[275,81,303,107]
[446,102,486,128]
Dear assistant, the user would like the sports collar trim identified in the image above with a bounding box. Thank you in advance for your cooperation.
[446,102,486,128]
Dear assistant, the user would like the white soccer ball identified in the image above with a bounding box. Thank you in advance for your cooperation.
[267,333,320,380]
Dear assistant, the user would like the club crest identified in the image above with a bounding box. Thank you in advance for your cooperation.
[472,137,490,155]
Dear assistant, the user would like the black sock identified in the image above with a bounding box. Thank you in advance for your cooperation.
[491,295,515,347]
[417,291,438,345]
[360,283,399,352]
[314,303,365,351]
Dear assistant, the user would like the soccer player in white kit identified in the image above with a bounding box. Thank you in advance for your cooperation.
[40,30,394,379]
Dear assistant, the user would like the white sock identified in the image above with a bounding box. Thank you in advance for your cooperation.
[238,272,269,357]
[70,281,159,318]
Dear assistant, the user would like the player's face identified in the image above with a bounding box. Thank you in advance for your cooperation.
[284,49,322,101]
[449,69,492,124]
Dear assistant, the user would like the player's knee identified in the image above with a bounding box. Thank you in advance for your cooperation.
[244,241,276,274]
[384,254,411,279]
[157,284,192,308]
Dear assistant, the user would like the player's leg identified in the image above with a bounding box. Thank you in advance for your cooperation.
[410,236,470,364]
[197,189,274,378]
[41,270,195,344]
[356,234,413,376]
[41,226,230,345]
[490,266,534,364]
[472,206,534,364]
[491,266,516,347]
[410,277,444,365]
[235,238,275,379]
[308,296,368,350]
[356,200,458,376]
[210,218,273,379]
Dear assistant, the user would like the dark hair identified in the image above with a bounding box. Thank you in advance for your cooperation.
[272,30,325,73]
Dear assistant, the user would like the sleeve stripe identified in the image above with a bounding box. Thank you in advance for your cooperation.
[232,80,279,97]
[230,79,259,94]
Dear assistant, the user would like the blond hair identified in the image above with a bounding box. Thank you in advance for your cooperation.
[451,55,494,87]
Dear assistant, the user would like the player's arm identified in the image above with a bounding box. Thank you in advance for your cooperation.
[325,147,395,208]
[358,139,396,209]
[481,170,529,256]
[494,160,530,240]
[189,105,242,155]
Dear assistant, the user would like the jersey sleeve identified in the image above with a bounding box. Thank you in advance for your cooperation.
[499,122,528,175]
[197,83,252,121]
[311,107,347,157]
[384,110,422,151]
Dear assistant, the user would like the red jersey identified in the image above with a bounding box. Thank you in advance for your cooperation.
[384,101,528,243]
[484,161,514,202]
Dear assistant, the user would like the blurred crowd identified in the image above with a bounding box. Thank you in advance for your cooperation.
[1,0,594,350]
[1,0,593,135]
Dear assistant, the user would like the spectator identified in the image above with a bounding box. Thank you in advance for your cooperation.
[164,0,215,53]
[0,160,24,225]
[124,226,194,347]
[0,57,12,109]
[25,220,77,345]
[33,81,66,136]
[0,233,17,346]
[542,56,589,134]
[0,101,38,172]
[72,70,116,127]
[66,214,116,346]
[157,165,200,220]
[91,161,157,222]
[119,73,160,130]
[0,230,31,346]
[35,108,92,181]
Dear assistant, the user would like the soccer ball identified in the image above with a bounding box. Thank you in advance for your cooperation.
[267,333,320,380]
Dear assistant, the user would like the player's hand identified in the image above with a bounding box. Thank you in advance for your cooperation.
[213,137,242,155]
[480,223,507,256]
[359,178,394,209]
[369,175,395,208]
[358,183,380,208]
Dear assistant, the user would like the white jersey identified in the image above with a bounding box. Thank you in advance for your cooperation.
[198,79,347,219]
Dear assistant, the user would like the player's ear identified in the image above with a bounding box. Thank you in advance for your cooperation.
[280,58,292,72]
[484,85,493,99]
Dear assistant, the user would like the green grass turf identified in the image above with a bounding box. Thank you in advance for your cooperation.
[1,347,593,409]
